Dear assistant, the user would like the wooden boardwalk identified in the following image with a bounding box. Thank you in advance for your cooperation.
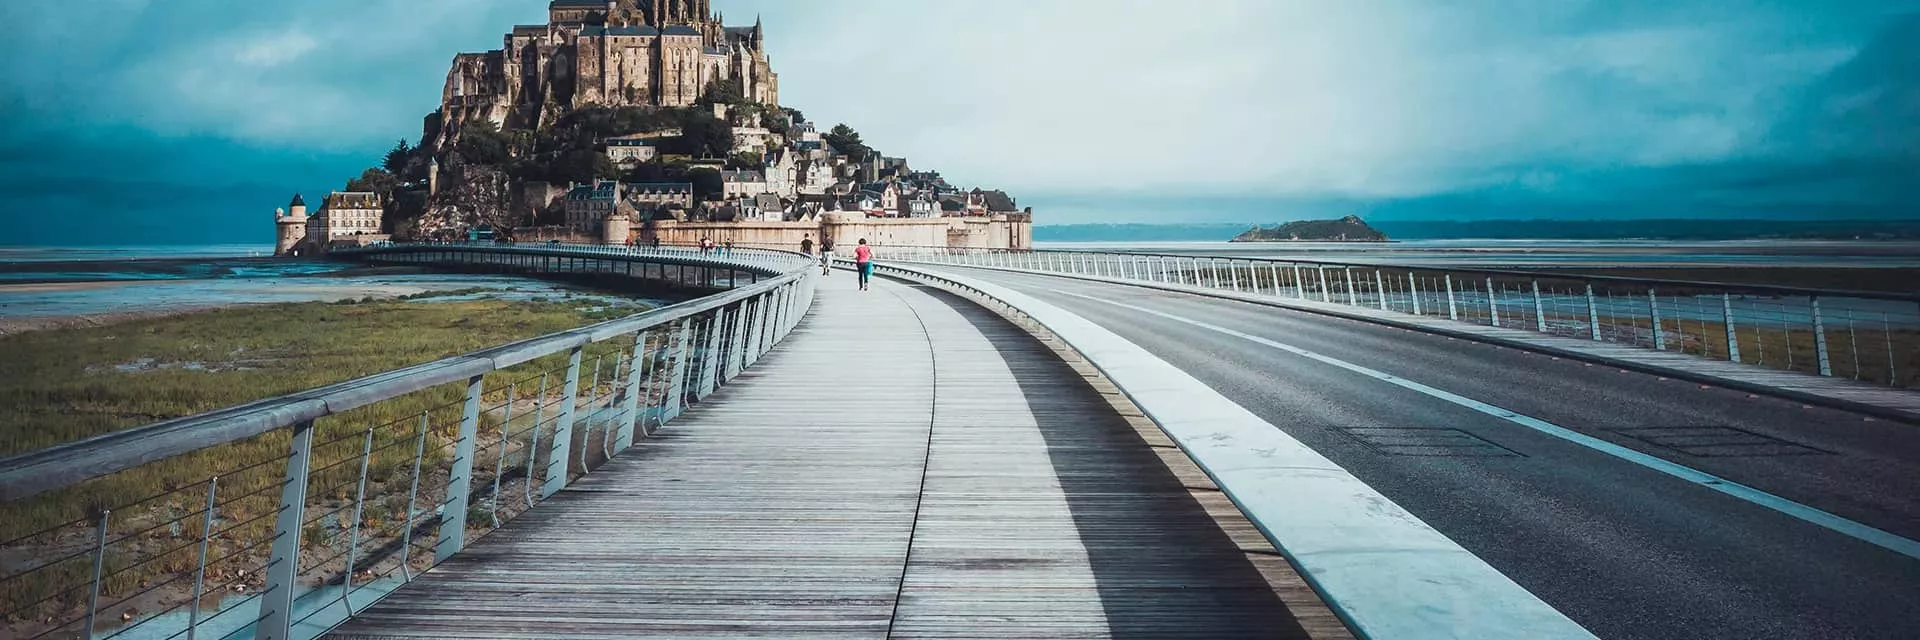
[327,275,1347,639]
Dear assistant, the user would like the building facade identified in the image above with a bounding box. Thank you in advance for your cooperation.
[605,136,662,164]
[437,0,779,148]
[564,181,625,231]
[720,170,767,198]
[275,192,386,256]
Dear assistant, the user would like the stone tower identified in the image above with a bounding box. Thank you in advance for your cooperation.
[275,194,310,257]
[428,158,440,196]
[603,209,633,246]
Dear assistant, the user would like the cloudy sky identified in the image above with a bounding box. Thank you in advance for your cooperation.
[0,0,1914,243]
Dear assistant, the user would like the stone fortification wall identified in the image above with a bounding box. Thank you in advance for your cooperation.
[638,215,1029,251]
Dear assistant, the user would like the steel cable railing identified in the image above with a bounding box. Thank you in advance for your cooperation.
[872,245,1920,390]
[0,246,817,640]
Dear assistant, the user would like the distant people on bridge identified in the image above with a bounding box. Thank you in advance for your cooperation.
[724,240,735,256]
[801,234,815,257]
[855,239,874,291]
[820,237,836,276]
[650,236,661,249]
[700,237,714,254]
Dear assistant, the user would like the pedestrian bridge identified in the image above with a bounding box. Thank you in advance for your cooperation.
[5,244,1915,640]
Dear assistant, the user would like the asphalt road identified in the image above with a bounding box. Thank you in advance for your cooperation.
[943,266,1920,640]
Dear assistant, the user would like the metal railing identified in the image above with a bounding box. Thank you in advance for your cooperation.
[873,246,1920,389]
[335,241,814,287]
[0,247,817,640]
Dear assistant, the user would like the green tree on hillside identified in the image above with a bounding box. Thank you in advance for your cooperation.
[688,167,723,202]
[457,122,514,165]
[345,168,398,195]
[699,77,745,106]
[382,139,412,175]
[549,150,621,185]
[625,160,669,184]
[678,111,734,158]
[825,124,870,162]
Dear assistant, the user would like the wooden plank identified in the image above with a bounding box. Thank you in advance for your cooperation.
[327,276,1347,639]
[329,277,933,639]
[882,284,1351,640]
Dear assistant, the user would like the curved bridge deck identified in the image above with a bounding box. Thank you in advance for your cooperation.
[325,274,1346,639]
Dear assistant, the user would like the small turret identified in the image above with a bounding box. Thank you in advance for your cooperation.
[276,194,310,257]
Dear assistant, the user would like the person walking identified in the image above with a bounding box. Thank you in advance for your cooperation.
[800,234,815,257]
[820,237,836,276]
[854,238,874,291]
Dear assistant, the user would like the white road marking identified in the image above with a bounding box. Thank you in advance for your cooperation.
[1049,288,1920,562]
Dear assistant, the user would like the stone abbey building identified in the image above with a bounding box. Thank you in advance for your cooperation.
[439,0,778,141]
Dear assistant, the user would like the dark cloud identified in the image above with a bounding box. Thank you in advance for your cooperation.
[3,0,1917,243]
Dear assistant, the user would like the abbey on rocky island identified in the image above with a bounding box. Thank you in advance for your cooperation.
[439,0,778,144]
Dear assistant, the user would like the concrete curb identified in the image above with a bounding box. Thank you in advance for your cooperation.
[874,262,1600,640]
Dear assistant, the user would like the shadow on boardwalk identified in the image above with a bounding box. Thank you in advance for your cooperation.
[909,285,1316,639]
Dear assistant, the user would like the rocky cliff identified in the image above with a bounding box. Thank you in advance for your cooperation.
[1232,215,1389,242]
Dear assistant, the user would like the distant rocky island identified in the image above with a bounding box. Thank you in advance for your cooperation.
[1232,216,1389,243]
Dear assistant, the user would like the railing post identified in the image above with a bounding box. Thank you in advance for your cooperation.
[1293,265,1306,299]
[1649,288,1667,351]
[1532,281,1548,332]
[1270,264,1283,296]
[1408,273,1423,315]
[437,375,485,562]
[732,299,755,377]
[257,420,315,640]
[1812,296,1832,376]
[1486,278,1501,327]
[85,510,110,640]
[1345,268,1359,306]
[616,331,648,450]
[1586,284,1603,341]
[741,299,759,373]
[1316,267,1332,303]
[699,308,725,396]
[721,304,742,382]
[1229,261,1241,291]
[1445,275,1459,320]
[542,346,584,499]
[763,288,783,355]
[664,319,694,421]
[1208,259,1221,288]
[1374,271,1389,310]
[188,477,219,639]
[1723,294,1742,362]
